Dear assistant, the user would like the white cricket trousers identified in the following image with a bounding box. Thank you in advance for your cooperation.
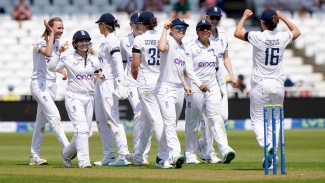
[132,85,169,163]
[62,91,93,167]
[155,83,184,159]
[185,85,231,161]
[250,81,284,148]
[128,86,151,161]
[30,79,69,158]
[95,79,129,160]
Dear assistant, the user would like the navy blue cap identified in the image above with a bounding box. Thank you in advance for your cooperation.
[171,18,189,27]
[260,9,277,23]
[73,30,91,42]
[196,20,211,31]
[138,11,154,25]
[206,6,223,17]
[130,13,140,22]
[95,13,115,26]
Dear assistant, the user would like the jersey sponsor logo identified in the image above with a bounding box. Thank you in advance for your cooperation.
[198,61,216,67]
[174,58,185,66]
[76,74,93,80]
[265,39,280,46]
[145,40,159,45]
[218,52,223,58]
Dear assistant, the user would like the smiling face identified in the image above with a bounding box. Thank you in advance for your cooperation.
[197,26,212,40]
[52,21,64,39]
[170,25,187,40]
[206,15,221,28]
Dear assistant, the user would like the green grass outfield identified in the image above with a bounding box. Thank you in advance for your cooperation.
[0,129,324,182]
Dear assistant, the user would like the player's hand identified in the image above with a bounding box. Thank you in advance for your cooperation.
[184,86,193,95]
[164,18,173,30]
[43,19,53,33]
[220,90,224,98]
[95,70,104,79]
[243,9,253,19]
[230,75,238,87]
[58,41,69,54]
[199,84,210,92]
[61,69,68,80]
[276,10,284,20]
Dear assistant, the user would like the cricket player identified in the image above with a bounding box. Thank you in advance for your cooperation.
[48,30,104,168]
[127,11,170,169]
[120,12,152,165]
[197,6,238,164]
[29,17,69,166]
[234,9,300,168]
[184,20,235,164]
[93,13,130,167]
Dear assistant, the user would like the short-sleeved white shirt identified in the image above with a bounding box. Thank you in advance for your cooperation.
[133,30,161,87]
[247,30,293,84]
[31,37,59,80]
[209,28,228,68]
[50,52,100,94]
[185,39,219,90]
[120,32,137,87]
[98,33,124,80]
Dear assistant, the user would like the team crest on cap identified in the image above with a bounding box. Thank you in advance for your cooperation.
[179,18,184,22]
[214,7,219,12]
[202,20,206,23]
[81,31,86,35]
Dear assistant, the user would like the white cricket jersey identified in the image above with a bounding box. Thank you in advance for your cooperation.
[133,30,161,86]
[209,28,228,68]
[120,32,137,87]
[247,30,293,84]
[31,37,59,80]
[98,33,124,80]
[185,39,219,90]
[158,36,202,87]
[48,52,100,94]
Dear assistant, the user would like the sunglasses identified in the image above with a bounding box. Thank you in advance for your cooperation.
[209,16,221,21]
[133,21,139,25]
[172,25,187,30]
[198,26,212,31]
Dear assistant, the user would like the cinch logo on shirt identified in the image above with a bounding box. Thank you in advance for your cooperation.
[174,58,185,66]
[76,74,93,80]
[198,61,216,67]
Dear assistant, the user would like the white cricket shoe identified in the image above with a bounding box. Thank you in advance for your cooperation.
[125,153,142,166]
[206,153,222,164]
[171,155,185,169]
[108,158,130,166]
[93,157,116,166]
[197,140,207,161]
[80,162,92,168]
[185,158,201,164]
[29,156,48,165]
[155,156,172,169]
[61,150,72,168]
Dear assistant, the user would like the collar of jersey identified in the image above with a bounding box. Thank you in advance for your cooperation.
[209,27,219,41]
[143,29,157,35]
[195,38,213,50]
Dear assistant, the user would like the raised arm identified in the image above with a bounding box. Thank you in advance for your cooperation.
[158,19,173,53]
[234,9,253,41]
[39,19,55,57]
[276,10,301,41]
